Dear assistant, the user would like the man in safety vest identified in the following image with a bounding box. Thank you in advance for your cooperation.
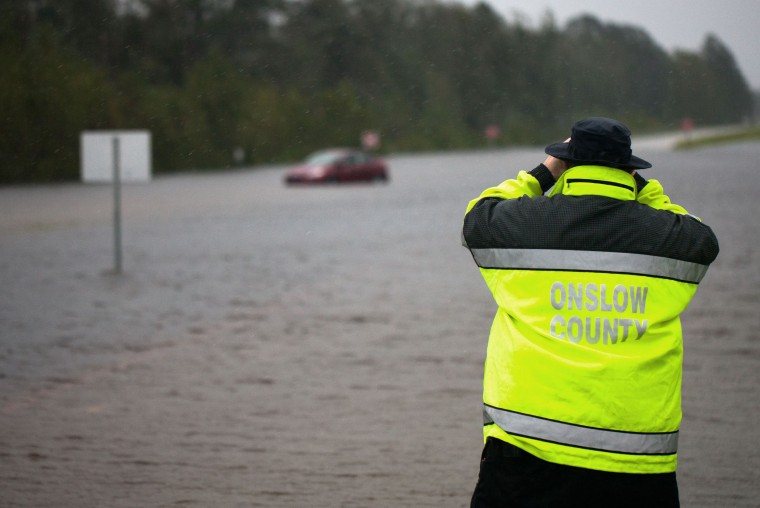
[463,117,719,507]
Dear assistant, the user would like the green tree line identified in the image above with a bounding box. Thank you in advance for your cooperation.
[0,0,754,183]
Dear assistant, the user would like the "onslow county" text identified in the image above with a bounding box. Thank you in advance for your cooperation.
[549,282,649,344]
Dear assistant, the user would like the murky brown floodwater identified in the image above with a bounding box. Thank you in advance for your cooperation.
[1,138,759,507]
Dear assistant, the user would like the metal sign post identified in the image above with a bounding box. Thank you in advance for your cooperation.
[112,136,123,274]
[81,130,152,274]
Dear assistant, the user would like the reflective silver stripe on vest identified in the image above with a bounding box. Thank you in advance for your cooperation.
[484,405,679,455]
[470,248,708,283]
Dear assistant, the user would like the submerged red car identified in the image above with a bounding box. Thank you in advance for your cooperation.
[284,149,389,184]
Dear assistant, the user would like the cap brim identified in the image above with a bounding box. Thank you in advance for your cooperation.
[544,142,571,159]
[544,142,652,170]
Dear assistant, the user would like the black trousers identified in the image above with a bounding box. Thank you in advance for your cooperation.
[471,438,680,508]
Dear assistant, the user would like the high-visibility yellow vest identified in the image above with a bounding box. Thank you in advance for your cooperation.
[463,165,719,474]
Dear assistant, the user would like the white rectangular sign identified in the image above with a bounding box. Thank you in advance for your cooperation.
[81,130,152,182]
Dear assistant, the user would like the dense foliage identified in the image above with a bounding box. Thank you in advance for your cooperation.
[1,0,754,182]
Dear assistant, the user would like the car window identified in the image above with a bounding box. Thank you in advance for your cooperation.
[306,150,371,166]
[306,152,341,165]
[351,153,369,164]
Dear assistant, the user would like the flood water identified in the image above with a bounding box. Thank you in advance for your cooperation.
[1,139,759,506]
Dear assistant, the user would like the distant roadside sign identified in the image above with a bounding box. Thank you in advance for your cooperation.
[81,131,152,182]
[484,124,500,141]
[361,130,380,151]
